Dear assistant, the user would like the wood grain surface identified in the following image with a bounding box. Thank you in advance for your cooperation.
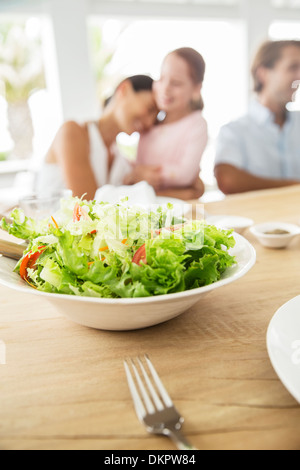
[1,186,300,450]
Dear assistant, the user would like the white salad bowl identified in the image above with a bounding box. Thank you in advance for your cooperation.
[0,233,256,331]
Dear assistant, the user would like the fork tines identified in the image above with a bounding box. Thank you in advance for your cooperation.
[124,354,174,420]
[124,354,197,450]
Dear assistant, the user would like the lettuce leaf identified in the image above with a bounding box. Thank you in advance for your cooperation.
[1,208,47,240]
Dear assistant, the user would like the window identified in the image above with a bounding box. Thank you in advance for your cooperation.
[0,14,62,204]
[0,16,46,161]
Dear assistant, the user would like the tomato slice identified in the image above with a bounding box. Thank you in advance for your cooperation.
[155,223,186,235]
[20,246,46,281]
[73,203,91,222]
[132,244,147,266]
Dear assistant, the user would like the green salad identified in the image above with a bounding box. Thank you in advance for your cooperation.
[1,197,236,298]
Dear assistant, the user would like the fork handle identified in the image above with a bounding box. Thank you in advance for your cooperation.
[166,427,198,451]
[0,239,26,260]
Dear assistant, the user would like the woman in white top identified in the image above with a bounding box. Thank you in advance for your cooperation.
[37,75,158,200]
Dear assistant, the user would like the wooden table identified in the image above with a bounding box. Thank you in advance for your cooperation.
[1,186,300,451]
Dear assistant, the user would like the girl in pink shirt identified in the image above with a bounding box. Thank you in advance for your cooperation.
[124,48,208,200]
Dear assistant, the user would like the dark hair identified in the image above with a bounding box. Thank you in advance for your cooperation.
[104,75,154,107]
[169,47,206,110]
[252,40,300,93]
[126,75,154,93]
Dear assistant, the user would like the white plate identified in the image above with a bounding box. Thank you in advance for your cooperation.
[155,196,192,216]
[94,182,191,216]
[0,233,256,331]
[156,196,184,205]
[205,215,254,234]
[267,296,300,403]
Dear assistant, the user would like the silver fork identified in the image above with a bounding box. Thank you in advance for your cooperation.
[124,354,197,450]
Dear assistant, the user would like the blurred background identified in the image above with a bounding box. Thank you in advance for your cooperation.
[0,0,300,207]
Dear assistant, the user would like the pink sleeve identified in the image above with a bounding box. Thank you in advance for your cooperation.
[161,118,208,188]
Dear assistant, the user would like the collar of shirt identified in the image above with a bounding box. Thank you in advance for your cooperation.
[248,98,292,129]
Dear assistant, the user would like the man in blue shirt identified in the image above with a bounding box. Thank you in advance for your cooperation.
[215,40,300,194]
